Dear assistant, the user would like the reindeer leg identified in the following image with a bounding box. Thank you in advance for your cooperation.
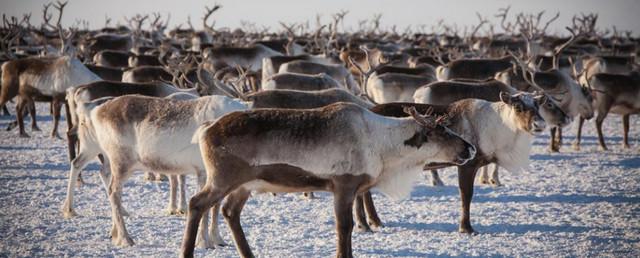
[209,200,226,247]
[458,164,479,234]
[549,127,559,152]
[333,181,358,258]
[622,114,630,149]
[67,127,78,163]
[107,165,134,247]
[222,188,252,255]
[178,174,187,214]
[64,100,73,132]
[97,154,111,194]
[363,191,383,228]
[572,116,585,151]
[1,104,9,116]
[168,175,179,215]
[182,182,235,256]
[430,169,444,186]
[353,194,372,233]
[51,98,62,138]
[595,112,609,151]
[479,166,489,185]
[62,148,99,218]
[28,100,40,132]
[489,164,501,186]
[557,127,563,150]
[595,98,613,151]
[16,98,29,138]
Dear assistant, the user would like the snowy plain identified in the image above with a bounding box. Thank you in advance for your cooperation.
[0,102,638,257]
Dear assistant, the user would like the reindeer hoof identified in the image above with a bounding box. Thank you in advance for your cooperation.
[303,192,315,199]
[75,178,85,188]
[5,123,17,131]
[355,224,373,233]
[599,146,609,151]
[623,144,631,149]
[51,133,63,139]
[32,126,41,132]
[458,227,476,235]
[113,236,135,247]
[196,238,217,249]
[62,208,78,219]
[213,237,228,247]
[571,143,581,151]
[168,209,186,216]
[369,221,383,230]
[19,132,30,138]
[121,209,130,217]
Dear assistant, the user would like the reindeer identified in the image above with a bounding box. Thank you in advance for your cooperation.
[577,55,635,86]
[278,60,360,94]
[92,50,132,68]
[84,64,124,81]
[262,72,343,91]
[375,65,436,77]
[347,47,434,103]
[435,55,514,81]
[1,5,101,137]
[79,34,133,60]
[414,79,571,186]
[121,66,172,84]
[261,54,337,83]
[181,102,476,258]
[509,28,594,151]
[65,80,200,187]
[62,94,248,248]
[573,71,640,150]
[203,44,283,71]
[413,79,519,105]
[358,91,570,234]
[128,53,163,67]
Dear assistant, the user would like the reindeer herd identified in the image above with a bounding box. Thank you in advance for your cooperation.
[0,2,638,258]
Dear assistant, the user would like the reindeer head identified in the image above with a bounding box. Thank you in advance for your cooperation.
[500,92,546,134]
[403,106,476,169]
[532,92,572,128]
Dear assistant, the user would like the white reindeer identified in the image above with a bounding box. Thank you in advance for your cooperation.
[62,94,249,248]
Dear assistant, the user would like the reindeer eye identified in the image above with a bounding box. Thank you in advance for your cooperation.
[514,103,524,112]
[545,102,553,109]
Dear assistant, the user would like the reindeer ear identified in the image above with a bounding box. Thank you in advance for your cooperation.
[499,91,512,104]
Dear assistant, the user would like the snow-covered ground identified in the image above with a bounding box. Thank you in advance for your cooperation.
[0,102,638,257]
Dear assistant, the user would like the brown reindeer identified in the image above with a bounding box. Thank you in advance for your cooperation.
[181,102,475,258]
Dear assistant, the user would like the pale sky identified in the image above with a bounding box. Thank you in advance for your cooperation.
[2,0,639,36]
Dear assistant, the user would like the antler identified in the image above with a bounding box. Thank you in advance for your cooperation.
[495,6,514,34]
[126,14,148,32]
[203,3,222,32]
[429,47,447,66]
[1,15,23,60]
[403,106,438,128]
[508,50,543,91]
[348,46,388,97]
[42,1,66,32]
[552,27,580,69]
[279,22,297,55]
[468,12,488,40]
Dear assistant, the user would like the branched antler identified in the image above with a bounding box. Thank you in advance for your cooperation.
[203,3,222,32]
